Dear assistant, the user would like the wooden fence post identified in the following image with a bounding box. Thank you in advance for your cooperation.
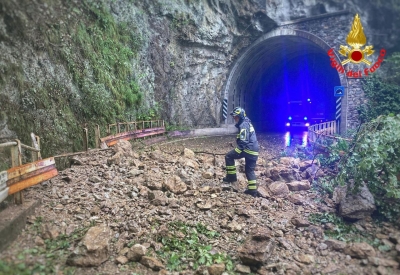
[11,140,23,204]
[95,125,100,149]
[83,128,88,151]
[30,133,41,161]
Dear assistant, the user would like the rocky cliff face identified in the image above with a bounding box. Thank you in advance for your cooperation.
[0,0,398,157]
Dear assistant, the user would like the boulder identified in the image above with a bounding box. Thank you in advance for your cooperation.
[339,183,376,220]
[344,242,376,259]
[279,157,300,168]
[183,148,195,159]
[237,239,275,266]
[236,264,251,274]
[288,194,306,205]
[267,166,301,182]
[291,217,310,227]
[208,263,225,275]
[268,181,289,198]
[286,180,311,191]
[148,190,167,206]
[67,226,112,267]
[257,186,270,198]
[127,244,147,262]
[324,239,347,252]
[164,175,187,194]
[149,150,165,162]
[140,256,165,271]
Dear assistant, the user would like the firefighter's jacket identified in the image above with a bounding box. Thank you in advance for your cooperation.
[234,117,259,155]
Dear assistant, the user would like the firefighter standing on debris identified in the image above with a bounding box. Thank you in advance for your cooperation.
[223,107,259,197]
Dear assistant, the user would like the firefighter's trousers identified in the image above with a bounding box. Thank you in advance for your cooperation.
[225,149,258,190]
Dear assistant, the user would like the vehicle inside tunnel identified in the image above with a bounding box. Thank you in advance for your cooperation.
[229,35,341,133]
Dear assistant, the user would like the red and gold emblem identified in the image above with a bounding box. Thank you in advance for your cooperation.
[339,14,374,65]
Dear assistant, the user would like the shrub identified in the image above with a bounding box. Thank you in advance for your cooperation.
[335,114,400,223]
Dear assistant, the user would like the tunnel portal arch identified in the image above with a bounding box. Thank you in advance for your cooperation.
[223,28,348,133]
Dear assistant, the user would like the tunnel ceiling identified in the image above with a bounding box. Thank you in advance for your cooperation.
[236,35,326,96]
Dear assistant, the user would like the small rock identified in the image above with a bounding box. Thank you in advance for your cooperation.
[368,257,399,268]
[202,171,214,179]
[235,264,251,274]
[115,255,128,264]
[227,221,242,232]
[295,254,314,264]
[318,243,328,250]
[127,244,147,262]
[34,236,45,246]
[291,217,310,227]
[196,201,213,210]
[140,256,165,271]
[208,263,225,275]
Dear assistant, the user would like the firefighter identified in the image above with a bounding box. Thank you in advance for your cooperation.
[223,107,259,197]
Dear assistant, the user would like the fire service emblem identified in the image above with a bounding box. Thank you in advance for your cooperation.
[327,14,386,78]
[339,14,374,65]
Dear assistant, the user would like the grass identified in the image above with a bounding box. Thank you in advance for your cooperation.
[0,217,95,275]
[155,221,234,272]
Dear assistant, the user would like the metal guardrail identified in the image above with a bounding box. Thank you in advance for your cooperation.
[308,121,337,143]
[0,134,57,204]
[308,121,352,144]
[97,120,165,148]
[1,120,164,205]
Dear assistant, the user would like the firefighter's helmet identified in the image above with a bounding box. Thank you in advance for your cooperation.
[230,107,246,119]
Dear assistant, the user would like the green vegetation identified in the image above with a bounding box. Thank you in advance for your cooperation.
[335,114,400,224]
[0,0,157,160]
[358,76,400,123]
[0,216,94,275]
[156,221,234,272]
[308,213,382,247]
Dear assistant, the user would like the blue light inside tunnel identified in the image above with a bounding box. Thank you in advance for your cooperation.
[302,131,308,147]
[284,131,291,147]
[245,36,341,131]
[284,131,309,147]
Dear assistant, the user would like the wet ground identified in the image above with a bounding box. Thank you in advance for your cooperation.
[156,130,310,161]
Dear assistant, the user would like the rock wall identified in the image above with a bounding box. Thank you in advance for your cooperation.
[110,0,276,127]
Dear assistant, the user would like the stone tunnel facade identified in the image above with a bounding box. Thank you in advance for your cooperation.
[222,11,377,133]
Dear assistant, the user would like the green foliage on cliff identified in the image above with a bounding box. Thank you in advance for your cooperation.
[0,0,147,159]
[358,76,400,122]
[60,1,143,122]
[358,52,400,122]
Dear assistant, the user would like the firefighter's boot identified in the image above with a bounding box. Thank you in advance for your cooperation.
[222,175,237,182]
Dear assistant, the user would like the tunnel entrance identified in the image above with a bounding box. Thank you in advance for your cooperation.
[223,29,347,133]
